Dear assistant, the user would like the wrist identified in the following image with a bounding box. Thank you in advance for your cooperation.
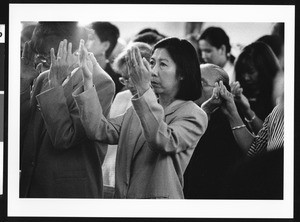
[83,78,93,91]
[49,79,60,88]
[201,100,218,116]
[244,112,256,123]
[136,84,150,97]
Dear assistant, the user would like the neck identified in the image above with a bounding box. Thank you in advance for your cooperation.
[95,54,107,69]
[219,58,228,68]
[158,95,176,109]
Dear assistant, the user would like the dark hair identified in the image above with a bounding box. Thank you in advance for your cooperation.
[30,22,86,55]
[137,28,165,38]
[271,23,284,42]
[91,22,119,58]
[235,41,281,118]
[132,32,164,46]
[256,35,283,59]
[199,26,235,63]
[153,37,202,101]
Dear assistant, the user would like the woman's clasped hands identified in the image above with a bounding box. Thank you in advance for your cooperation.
[201,80,238,118]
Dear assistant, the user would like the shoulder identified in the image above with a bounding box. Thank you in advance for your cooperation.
[114,90,132,101]
[174,101,208,124]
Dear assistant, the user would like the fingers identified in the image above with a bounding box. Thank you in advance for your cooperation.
[88,52,97,66]
[22,41,30,59]
[78,39,85,65]
[62,39,67,60]
[133,46,143,67]
[50,48,56,66]
[129,47,138,68]
[36,63,43,74]
[57,40,64,59]
[142,57,150,71]
[68,42,72,55]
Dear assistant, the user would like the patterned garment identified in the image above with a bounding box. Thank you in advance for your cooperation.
[247,103,284,157]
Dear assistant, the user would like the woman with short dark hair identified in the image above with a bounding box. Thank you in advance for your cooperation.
[73,37,208,199]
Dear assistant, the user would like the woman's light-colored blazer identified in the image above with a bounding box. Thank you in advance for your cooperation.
[74,87,208,199]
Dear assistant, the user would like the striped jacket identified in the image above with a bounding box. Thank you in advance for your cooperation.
[247,103,284,157]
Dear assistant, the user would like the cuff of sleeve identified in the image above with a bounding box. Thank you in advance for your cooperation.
[131,88,158,113]
[73,85,97,107]
[36,86,65,109]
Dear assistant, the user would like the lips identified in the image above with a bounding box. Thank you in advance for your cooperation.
[151,81,159,87]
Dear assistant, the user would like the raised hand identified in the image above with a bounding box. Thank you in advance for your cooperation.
[21,41,42,91]
[230,81,251,113]
[219,81,238,117]
[200,82,222,116]
[78,39,93,90]
[48,40,70,87]
[66,42,80,74]
[126,46,151,96]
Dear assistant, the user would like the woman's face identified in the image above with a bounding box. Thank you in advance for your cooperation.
[199,39,225,67]
[150,48,180,98]
[240,65,259,97]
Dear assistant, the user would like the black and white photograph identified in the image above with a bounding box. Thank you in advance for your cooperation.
[3,3,297,220]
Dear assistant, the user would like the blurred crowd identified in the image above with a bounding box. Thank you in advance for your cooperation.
[19,21,284,199]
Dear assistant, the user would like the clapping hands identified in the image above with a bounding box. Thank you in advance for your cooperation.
[21,41,42,91]
[126,46,151,96]
[230,81,251,113]
[48,39,80,87]
[78,39,94,90]
[201,81,238,118]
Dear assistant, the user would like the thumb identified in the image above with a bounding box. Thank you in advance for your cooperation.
[36,63,43,74]
[142,57,150,71]
[88,52,97,66]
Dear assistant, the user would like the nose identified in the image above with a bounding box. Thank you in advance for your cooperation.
[201,52,209,61]
[151,64,159,77]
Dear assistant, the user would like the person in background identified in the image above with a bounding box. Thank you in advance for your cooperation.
[85,22,123,95]
[102,42,152,198]
[234,41,281,133]
[184,64,242,199]
[73,37,208,198]
[20,22,115,198]
[199,26,235,83]
[256,34,284,70]
[21,23,36,56]
[131,32,164,47]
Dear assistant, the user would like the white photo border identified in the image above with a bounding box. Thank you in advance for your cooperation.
[8,4,295,218]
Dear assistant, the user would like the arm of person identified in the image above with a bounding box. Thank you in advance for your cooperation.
[36,39,116,149]
[20,41,43,143]
[73,85,122,144]
[231,81,263,134]
[200,82,222,120]
[72,39,121,144]
[219,81,256,154]
[132,87,208,154]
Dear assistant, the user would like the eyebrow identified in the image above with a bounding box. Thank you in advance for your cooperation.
[151,57,169,63]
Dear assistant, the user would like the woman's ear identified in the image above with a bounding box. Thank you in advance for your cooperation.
[219,44,227,56]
